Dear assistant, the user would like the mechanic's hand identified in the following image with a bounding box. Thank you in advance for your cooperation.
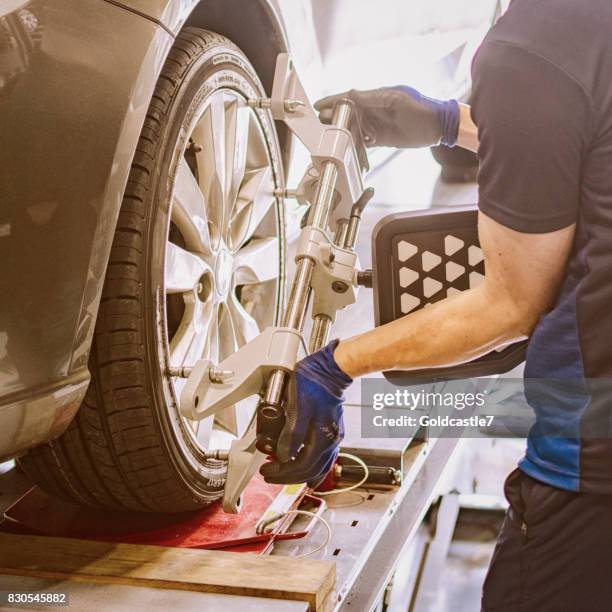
[260,339,352,487]
[315,86,459,148]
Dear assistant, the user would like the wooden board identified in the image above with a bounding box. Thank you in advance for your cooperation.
[0,533,335,611]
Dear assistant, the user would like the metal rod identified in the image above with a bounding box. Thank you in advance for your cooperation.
[334,218,349,246]
[260,162,339,405]
[344,213,360,250]
[282,258,315,329]
[309,162,340,229]
[309,315,332,353]
[256,101,354,454]
[309,215,351,352]
[344,187,375,249]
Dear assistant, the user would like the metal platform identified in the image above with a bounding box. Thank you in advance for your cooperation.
[274,436,462,611]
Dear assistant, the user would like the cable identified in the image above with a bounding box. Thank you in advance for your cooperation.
[314,452,369,497]
[257,454,368,555]
[260,509,332,558]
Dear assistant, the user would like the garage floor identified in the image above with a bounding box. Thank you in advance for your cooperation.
[429,509,505,612]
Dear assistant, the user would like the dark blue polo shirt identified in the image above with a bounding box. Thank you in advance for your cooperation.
[471,0,612,492]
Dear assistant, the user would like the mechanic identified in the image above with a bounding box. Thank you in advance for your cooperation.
[261,0,612,609]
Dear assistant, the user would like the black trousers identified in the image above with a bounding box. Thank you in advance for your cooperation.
[482,468,612,611]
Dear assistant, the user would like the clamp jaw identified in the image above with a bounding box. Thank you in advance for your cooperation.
[180,327,302,422]
[254,53,369,226]
[297,226,359,323]
[176,53,373,513]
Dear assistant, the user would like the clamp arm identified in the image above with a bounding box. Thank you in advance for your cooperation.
[250,54,368,226]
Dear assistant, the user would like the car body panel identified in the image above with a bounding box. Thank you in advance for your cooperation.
[0,0,174,457]
[102,0,208,36]
[0,372,88,462]
[105,0,290,94]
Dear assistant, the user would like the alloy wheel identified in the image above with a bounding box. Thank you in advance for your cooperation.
[164,89,281,453]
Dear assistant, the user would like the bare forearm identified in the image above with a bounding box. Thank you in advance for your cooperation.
[456,103,479,153]
[334,284,526,378]
[334,212,576,379]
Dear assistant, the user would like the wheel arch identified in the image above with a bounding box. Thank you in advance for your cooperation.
[106,0,293,164]
[181,0,289,96]
[106,0,289,91]
[181,0,293,166]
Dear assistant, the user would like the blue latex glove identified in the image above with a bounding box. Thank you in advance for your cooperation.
[315,86,460,148]
[260,339,353,486]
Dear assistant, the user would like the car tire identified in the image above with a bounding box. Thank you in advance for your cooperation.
[19,28,285,512]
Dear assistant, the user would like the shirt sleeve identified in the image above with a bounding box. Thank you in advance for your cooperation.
[471,39,591,233]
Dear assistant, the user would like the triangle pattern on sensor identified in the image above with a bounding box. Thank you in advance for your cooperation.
[400,293,421,314]
[444,235,464,257]
[397,240,418,262]
[399,267,419,288]
[391,225,488,323]
[445,261,465,282]
[423,277,443,299]
[422,251,442,272]
[468,245,484,266]
[469,271,485,288]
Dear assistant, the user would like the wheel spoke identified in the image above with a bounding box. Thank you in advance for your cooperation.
[228,166,275,250]
[233,237,279,285]
[205,303,221,364]
[224,97,251,218]
[236,397,258,435]
[173,158,212,254]
[166,243,210,294]
[227,292,261,346]
[171,299,215,446]
[217,302,238,358]
[192,92,226,245]
[183,319,209,367]
[169,299,214,366]
[214,302,258,437]
[215,395,258,439]
[213,303,240,435]
[194,415,214,450]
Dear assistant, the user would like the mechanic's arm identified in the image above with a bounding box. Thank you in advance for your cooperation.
[334,213,575,377]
